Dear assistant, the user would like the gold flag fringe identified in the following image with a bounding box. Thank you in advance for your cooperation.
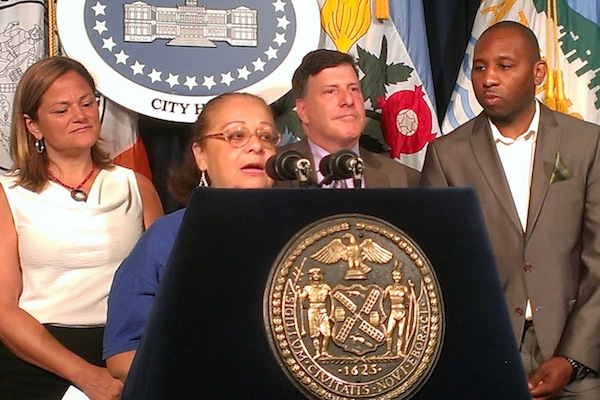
[375,0,390,21]
[543,0,571,113]
[321,0,371,53]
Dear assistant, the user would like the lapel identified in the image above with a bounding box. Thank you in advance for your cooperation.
[469,114,523,233]
[525,106,560,238]
[360,149,390,187]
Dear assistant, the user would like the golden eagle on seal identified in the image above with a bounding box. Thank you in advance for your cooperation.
[311,233,393,279]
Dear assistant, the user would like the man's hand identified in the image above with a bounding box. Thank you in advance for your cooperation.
[528,356,572,399]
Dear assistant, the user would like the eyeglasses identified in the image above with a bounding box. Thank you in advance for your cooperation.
[204,126,281,149]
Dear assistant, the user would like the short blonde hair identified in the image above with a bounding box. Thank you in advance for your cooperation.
[10,56,111,192]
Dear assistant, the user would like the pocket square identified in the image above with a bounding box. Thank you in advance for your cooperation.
[549,152,572,184]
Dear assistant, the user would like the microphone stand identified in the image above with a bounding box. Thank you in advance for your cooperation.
[317,175,333,187]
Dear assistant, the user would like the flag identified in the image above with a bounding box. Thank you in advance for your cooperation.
[443,0,600,133]
[275,0,440,171]
[0,0,45,172]
[98,96,154,181]
[320,0,439,170]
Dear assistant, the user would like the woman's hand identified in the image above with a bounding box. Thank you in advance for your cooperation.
[75,365,123,400]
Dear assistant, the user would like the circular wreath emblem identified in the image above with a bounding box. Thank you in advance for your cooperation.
[264,214,444,399]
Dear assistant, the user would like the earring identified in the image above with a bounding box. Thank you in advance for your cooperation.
[198,170,209,187]
[34,138,45,154]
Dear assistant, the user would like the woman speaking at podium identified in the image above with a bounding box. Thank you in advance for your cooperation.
[103,92,279,382]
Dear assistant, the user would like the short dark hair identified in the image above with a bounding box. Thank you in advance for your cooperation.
[478,21,541,62]
[292,49,359,99]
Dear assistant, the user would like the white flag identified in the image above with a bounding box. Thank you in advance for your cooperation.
[0,0,45,172]
[276,0,440,171]
[443,0,600,133]
[318,0,439,170]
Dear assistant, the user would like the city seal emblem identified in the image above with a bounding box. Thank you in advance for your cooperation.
[56,0,320,122]
[264,214,444,399]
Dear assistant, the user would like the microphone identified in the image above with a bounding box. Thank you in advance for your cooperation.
[266,150,313,186]
[319,150,364,188]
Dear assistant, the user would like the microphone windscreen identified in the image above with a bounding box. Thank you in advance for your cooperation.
[266,150,304,181]
[320,150,357,180]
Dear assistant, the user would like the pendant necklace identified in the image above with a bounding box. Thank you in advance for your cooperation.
[47,165,95,202]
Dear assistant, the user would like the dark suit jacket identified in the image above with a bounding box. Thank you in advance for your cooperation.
[273,138,420,188]
[420,105,600,372]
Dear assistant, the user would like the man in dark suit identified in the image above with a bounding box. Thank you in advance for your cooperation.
[275,49,419,188]
[421,21,600,399]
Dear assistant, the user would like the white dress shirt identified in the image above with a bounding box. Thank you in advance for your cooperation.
[489,101,540,319]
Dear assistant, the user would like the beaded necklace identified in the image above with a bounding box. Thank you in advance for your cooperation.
[47,165,95,202]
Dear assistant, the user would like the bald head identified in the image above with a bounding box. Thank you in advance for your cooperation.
[477,21,541,63]
[471,20,547,137]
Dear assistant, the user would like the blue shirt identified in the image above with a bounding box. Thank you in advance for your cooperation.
[103,209,185,359]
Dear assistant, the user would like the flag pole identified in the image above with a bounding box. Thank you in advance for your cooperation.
[46,0,58,56]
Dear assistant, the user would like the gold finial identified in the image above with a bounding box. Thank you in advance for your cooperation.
[321,0,371,53]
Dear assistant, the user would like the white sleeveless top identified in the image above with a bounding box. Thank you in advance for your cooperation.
[0,166,144,326]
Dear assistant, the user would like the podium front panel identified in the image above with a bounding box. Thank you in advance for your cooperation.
[123,187,529,399]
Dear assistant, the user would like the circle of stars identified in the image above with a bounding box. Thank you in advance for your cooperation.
[90,0,292,93]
